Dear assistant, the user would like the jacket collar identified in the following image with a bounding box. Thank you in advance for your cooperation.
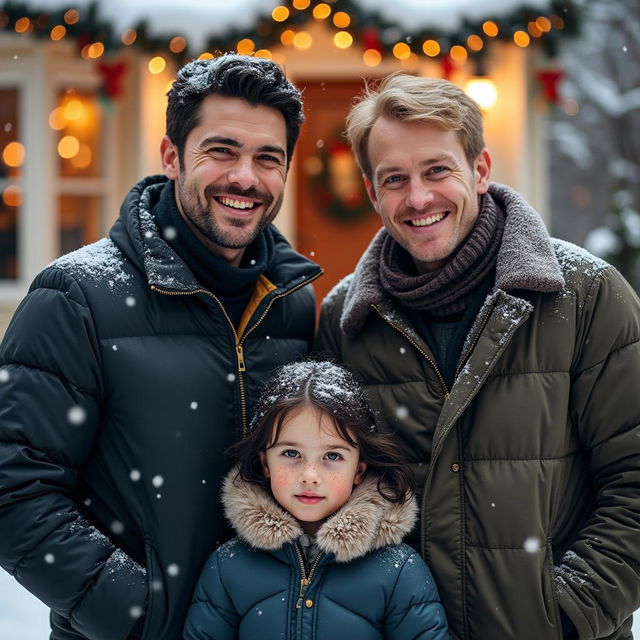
[110,175,322,294]
[222,469,417,563]
[338,182,565,336]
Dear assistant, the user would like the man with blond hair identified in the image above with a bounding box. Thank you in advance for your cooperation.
[315,73,640,639]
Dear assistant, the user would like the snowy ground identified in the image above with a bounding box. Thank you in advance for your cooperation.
[1,568,639,637]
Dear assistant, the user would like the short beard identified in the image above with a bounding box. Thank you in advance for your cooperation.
[176,175,283,249]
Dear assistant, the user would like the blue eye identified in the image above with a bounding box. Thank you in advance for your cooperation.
[282,449,299,458]
[324,452,342,461]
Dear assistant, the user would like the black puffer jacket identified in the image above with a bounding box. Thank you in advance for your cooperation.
[0,175,321,640]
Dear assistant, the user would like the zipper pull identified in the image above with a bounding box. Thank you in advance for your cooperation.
[295,578,309,608]
[236,344,245,372]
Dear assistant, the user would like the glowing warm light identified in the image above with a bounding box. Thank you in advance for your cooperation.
[64,9,79,25]
[169,36,186,53]
[363,49,382,67]
[292,0,310,8]
[333,11,350,28]
[528,21,543,38]
[58,135,80,159]
[312,3,331,20]
[2,142,25,168]
[80,44,91,59]
[393,42,411,60]
[15,17,31,33]
[465,78,498,110]
[293,31,312,50]
[482,21,499,37]
[536,17,552,32]
[198,52,214,60]
[334,31,353,49]
[87,42,104,59]
[236,38,255,55]
[272,6,289,22]
[2,185,22,208]
[50,25,66,40]
[165,80,175,93]
[70,144,92,169]
[551,15,565,30]
[513,31,530,47]
[255,49,272,59]
[49,107,67,130]
[148,56,167,74]
[422,39,440,57]
[64,99,85,121]
[467,35,483,51]
[450,45,468,63]
[121,29,137,46]
[280,29,295,46]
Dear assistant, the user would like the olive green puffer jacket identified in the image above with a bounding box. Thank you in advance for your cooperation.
[315,183,640,640]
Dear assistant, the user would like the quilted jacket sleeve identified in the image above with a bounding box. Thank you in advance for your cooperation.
[0,268,147,640]
[384,550,450,640]
[557,266,640,638]
[183,551,239,640]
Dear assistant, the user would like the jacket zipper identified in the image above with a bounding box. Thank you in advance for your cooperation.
[293,542,323,609]
[151,272,321,436]
[372,304,449,399]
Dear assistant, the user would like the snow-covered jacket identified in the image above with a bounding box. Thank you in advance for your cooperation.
[184,470,449,640]
[0,174,321,640]
[315,183,640,639]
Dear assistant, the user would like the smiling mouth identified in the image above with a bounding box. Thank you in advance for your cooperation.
[216,196,259,211]
[407,211,449,227]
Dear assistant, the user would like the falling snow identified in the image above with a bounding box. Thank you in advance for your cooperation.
[167,563,180,577]
[152,475,164,488]
[190,401,198,410]
[523,537,541,553]
[0,368,9,383]
[44,554,55,564]
[67,406,87,425]
[130,469,141,482]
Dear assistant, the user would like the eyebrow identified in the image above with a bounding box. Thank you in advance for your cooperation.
[200,135,286,158]
[272,441,353,451]
[374,153,456,181]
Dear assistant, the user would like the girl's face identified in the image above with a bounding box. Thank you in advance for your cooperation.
[260,404,367,535]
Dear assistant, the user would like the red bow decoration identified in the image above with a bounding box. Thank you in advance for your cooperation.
[536,68,564,104]
[97,60,128,100]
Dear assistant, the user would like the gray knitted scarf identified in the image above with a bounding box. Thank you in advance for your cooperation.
[379,193,505,317]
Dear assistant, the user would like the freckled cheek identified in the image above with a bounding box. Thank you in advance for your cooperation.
[325,476,354,504]
[270,469,294,494]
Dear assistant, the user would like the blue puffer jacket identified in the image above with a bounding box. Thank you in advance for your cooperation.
[184,471,450,640]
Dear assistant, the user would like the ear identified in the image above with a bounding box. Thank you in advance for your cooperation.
[475,148,491,195]
[353,461,367,486]
[363,175,380,214]
[259,451,270,478]
[160,135,180,180]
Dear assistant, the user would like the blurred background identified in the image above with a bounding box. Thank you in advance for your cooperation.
[0,0,639,636]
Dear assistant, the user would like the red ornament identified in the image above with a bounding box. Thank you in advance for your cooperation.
[97,60,128,100]
[441,55,454,80]
[536,68,564,104]
[362,27,382,53]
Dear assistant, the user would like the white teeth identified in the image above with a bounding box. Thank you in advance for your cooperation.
[410,212,447,227]
[220,197,256,210]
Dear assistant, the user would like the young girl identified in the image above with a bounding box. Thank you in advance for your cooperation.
[184,361,449,640]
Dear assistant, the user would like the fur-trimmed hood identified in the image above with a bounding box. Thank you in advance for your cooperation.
[222,469,417,563]
[335,182,566,337]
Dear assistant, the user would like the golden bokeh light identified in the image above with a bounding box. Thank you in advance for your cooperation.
[169,36,186,53]
[57,135,80,159]
[64,9,79,25]
[333,11,351,28]
[528,21,543,38]
[536,17,552,32]
[363,49,382,67]
[198,52,214,60]
[312,3,331,20]
[255,49,273,59]
[482,21,499,37]
[49,107,67,130]
[280,29,296,46]
[236,38,255,55]
[392,42,411,60]
[272,6,289,22]
[450,45,468,63]
[121,29,137,46]
[148,56,167,74]
[87,42,104,59]
[15,17,31,33]
[293,31,313,50]
[50,25,66,40]
[513,30,531,47]
[465,78,498,110]
[2,185,23,208]
[422,39,440,57]
[334,31,353,49]
[467,35,483,51]
[70,144,92,169]
[64,99,85,121]
[2,142,26,168]
[292,0,311,9]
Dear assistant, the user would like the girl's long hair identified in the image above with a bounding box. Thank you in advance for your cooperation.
[228,360,414,504]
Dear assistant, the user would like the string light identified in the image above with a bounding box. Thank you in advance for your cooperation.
[467,35,483,51]
[63,9,79,25]
[482,21,499,37]
[280,29,296,46]
[255,49,273,59]
[312,4,331,20]
[121,29,137,46]
[236,38,255,55]
[292,0,310,9]
[527,21,543,38]
[513,30,530,47]
[272,6,289,22]
[2,142,25,168]
[57,135,80,159]
[2,185,23,208]
[148,56,167,74]
[363,49,381,67]
[535,17,551,32]
[48,107,67,130]
[333,12,350,28]
[169,36,186,53]
[422,40,440,57]
[333,31,353,49]
[15,17,31,33]
[293,31,312,50]
[392,42,411,60]
[50,25,66,40]
[198,52,214,60]
[449,45,468,63]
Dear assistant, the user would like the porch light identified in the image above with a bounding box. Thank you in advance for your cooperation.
[465,77,498,110]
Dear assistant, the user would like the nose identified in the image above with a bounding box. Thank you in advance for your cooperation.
[227,157,259,190]
[405,178,435,211]
[299,463,320,485]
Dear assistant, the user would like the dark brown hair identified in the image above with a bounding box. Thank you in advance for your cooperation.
[229,361,414,504]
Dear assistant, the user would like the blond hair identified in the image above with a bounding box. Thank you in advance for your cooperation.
[346,73,485,181]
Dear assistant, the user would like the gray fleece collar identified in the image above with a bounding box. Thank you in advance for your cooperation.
[339,182,565,336]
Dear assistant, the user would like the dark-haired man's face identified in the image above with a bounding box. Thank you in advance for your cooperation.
[161,94,287,266]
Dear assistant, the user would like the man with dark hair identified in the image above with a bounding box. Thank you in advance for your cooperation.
[316,73,640,639]
[0,54,321,640]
